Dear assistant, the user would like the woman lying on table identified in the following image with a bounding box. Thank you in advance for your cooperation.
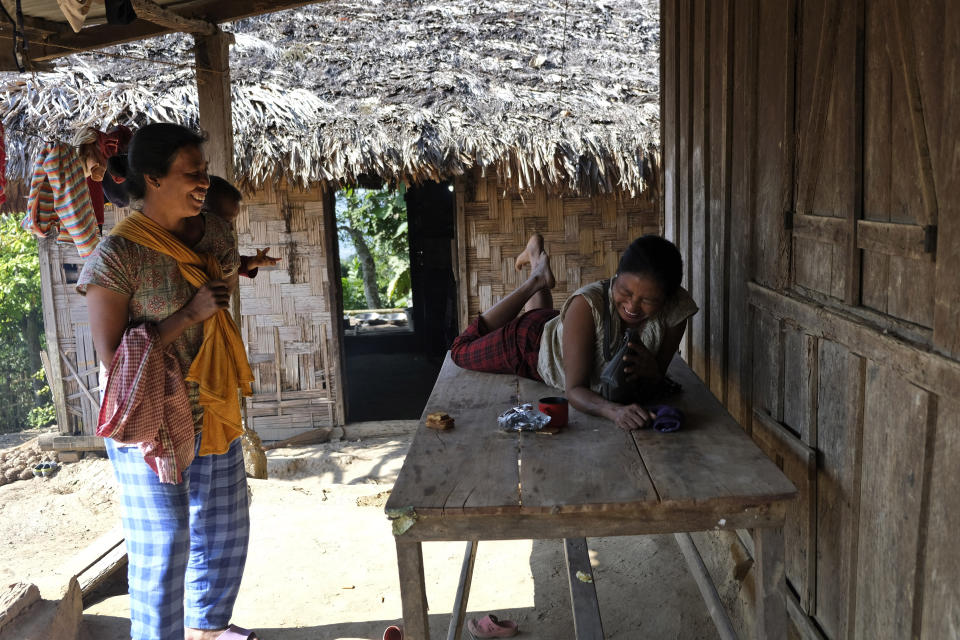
[450,234,698,431]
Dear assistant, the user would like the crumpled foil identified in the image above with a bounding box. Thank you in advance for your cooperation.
[498,403,552,432]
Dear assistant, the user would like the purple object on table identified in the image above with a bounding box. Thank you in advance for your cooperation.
[648,405,684,432]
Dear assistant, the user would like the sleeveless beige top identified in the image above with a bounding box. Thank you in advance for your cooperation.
[536,280,698,391]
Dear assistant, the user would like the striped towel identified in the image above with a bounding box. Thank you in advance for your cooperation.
[21,143,100,258]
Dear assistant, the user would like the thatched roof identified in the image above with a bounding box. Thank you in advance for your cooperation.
[1,0,660,196]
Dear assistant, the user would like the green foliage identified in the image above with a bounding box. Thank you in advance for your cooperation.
[0,214,49,433]
[336,186,412,310]
[0,215,42,326]
[341,257,369,310]
[28,375,55,430]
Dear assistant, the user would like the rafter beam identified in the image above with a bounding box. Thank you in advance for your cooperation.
[130,0,215,36]
[7,0,325,62]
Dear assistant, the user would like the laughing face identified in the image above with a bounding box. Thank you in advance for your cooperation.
[148,145,210,218]
[611,272,666,328]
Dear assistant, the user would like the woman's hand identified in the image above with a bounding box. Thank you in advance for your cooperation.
[246,247,281,270]
[184,280,230,323]
[609,403,655,431]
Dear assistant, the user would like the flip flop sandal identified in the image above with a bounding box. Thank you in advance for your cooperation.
[216,625,259,639]
[467,614,519,638]
[383,624,403,640]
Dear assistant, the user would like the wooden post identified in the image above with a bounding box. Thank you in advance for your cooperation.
[753,526,788,640]
[193,30,269,479]
[193,29,234,180]
[396,540,430,639]
[445,541,477,640]
[37,240,70,434]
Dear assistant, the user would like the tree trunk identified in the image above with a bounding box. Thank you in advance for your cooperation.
[22,312,43,380]
[346,227,382,309]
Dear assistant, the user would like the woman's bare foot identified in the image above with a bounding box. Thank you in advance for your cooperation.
[515,233,545,270]
[529,249,556,290]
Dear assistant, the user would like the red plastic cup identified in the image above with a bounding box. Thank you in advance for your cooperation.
[538,396,569,428]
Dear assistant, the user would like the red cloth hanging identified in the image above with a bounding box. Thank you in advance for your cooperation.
[87,177,104,225]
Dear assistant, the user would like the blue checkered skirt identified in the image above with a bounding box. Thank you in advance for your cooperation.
[106,436,250,640]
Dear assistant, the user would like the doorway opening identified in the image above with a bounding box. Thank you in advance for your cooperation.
[335,181,457,422]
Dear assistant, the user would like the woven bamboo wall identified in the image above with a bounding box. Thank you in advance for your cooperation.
[456,168,662,328]
[39,225,112,437]
[234,182,344,441]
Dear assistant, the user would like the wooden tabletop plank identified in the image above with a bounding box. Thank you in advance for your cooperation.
[517,377,659,512]
[386,355,522,514]
[634,358,797,504]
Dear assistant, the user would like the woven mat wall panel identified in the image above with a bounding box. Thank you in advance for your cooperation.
[236,184,340,430]
[460,171,661,323]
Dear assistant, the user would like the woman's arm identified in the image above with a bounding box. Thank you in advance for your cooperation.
[562,295,654,431]
[86,285,132,370]
[86,280,231,370]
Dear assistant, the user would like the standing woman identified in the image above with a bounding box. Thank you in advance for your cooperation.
[78,123,257,640]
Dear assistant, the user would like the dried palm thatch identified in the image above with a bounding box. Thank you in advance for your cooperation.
[1,0,659,196]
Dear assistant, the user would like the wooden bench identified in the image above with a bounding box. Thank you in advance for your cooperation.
[386,354,796,639]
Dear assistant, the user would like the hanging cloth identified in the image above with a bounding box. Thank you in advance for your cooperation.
[56,0,93,32]
[105,0,136,25]
[87,177,104,225]
[0,123,6,207]
[21,143,100,258]
[98,126,132,159]
[109,211,254,456]
[98,323,196,484]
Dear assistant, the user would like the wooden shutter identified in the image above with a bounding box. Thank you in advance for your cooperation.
[791,0,858,302]
[860,0,940,328]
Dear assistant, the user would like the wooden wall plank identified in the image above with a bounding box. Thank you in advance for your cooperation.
[853,362,933,639]
[751,309,782,421]
[689,0,709,380]
[792,0,856,301]
[726,0,758,426]
[677,0,693,359]
[749,283,960,400]
[752,410,817,610]
[782,325,816,445]
[662,0,679,244]
[707,0,733,404]
[813,340,864,639]
[932,1,960,356]
[752,0,794,290]
[919,396,960,639]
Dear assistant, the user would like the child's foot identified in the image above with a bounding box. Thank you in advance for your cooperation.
[530,250,556,290]
[515,233,545,270]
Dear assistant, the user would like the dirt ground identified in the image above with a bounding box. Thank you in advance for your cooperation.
[0,430,743,640]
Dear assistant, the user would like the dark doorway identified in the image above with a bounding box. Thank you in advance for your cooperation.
[340,180,457,422]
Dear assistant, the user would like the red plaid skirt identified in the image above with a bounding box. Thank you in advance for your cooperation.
[450,308,560,381]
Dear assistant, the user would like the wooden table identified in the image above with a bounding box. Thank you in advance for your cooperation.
[385,355,796,639]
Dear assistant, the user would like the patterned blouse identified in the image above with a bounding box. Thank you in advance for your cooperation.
[77,211,240,433]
